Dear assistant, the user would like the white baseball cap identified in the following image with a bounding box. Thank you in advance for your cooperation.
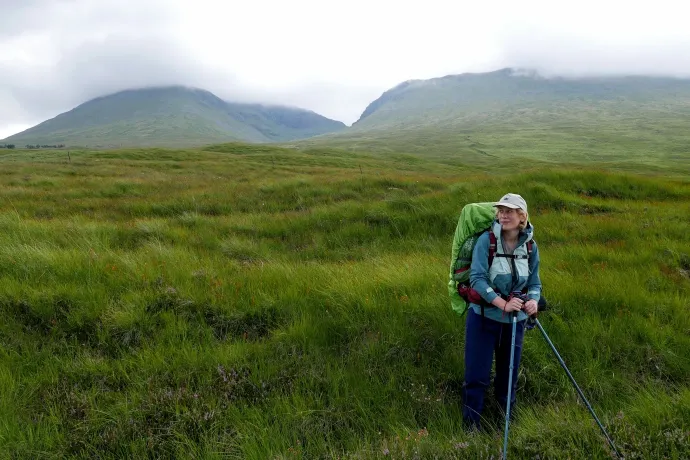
[494,193,528,213]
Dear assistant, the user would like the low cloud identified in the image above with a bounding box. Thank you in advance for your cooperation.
[2,0,690,137]
[498,32,690,79]
[0,0,192,129]
[494,1,690,77]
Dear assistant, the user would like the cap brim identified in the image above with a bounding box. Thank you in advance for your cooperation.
[493,202,521,209]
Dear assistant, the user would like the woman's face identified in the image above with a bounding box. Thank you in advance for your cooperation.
[496,206,521,231]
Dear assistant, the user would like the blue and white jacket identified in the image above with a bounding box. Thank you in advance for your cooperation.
[469,220,542,323]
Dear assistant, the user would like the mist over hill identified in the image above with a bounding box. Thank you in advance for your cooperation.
[351,68,690,129]
[4,68,690,160]
[295,68,690,168]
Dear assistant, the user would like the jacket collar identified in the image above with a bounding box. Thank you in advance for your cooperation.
[491,220,534,247]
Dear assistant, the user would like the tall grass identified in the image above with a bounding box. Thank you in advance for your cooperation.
[0,144,688,458]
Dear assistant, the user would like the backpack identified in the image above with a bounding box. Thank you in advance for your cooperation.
[447,202,533,316]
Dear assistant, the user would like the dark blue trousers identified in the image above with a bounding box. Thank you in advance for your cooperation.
[462,308,526,429]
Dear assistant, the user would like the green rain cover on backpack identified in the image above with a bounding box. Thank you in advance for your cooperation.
[447,202,497,316]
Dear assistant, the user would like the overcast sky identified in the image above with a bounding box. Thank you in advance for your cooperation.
[2,0,689,138]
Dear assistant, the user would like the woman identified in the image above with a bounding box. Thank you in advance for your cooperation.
[462,193,542,430]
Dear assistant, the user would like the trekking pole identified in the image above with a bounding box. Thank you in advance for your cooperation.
[531,318,623,459]
[502,311,518,460]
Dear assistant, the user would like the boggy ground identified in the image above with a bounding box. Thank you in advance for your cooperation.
[0,144,688,458]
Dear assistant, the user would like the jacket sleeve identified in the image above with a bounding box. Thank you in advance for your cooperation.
[469,231,499,304]
[526,242,542,301]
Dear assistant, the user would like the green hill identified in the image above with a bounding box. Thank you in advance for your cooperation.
[297,68,690,169]
[1,86,346,148]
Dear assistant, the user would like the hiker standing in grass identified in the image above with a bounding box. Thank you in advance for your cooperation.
[462,193,542,430]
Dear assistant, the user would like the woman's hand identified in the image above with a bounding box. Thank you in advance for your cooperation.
[503,297,524,313]
[523,299,538,316]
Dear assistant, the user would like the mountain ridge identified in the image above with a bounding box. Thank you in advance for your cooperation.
[292,68,690,169]
[2,85,346,147]
[5,68,690,151]
[351,67,690,130]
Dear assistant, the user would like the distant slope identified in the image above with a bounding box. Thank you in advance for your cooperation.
[352,68,690,129]
[2,86,346,148]
[297,68,690,167]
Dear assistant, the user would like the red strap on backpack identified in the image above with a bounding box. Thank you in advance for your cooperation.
[488,232,497,267]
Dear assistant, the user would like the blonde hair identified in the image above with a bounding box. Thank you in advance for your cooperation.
[517,209,529,231]
[495,208,529,231]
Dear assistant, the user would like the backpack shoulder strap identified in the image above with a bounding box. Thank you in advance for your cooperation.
[488,231,497,267]
[480,231,498,320]
[491,236,534,262]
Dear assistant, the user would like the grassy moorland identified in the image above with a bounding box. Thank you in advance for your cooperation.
[294,115,690,179]
[0,143,688,459]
